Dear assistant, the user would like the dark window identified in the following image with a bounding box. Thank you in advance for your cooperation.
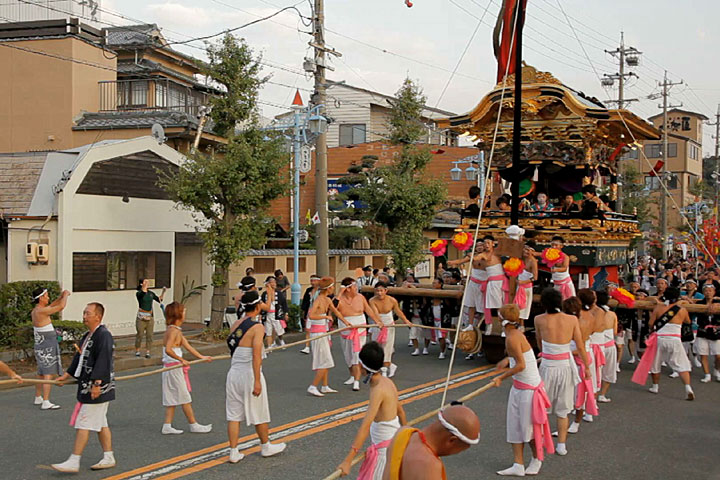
[73,253,107,292]
[253,258,275,274]
[681,117,691,131]
[348,256,365,270]
[286,257,307,273]
[644,143,676,159]
[339,124,366,146]
[73,251,170,292]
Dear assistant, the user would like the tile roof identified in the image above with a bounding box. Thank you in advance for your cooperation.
[105,24,158,47]
[72,111,198,130]
[0,152,48,216]
[243,249,392,256]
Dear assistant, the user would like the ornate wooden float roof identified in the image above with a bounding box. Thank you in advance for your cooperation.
[435,65,661,170]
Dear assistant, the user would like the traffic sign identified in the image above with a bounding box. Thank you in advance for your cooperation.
[298,229,309,243]
[299,146,312,173]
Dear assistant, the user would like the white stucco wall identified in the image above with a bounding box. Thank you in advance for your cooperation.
[7,218,58,282]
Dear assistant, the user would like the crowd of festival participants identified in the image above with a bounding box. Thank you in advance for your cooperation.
[5,236,717,478]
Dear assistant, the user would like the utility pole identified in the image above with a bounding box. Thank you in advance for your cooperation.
[603,32,640,212]
[709,104,720,223]
[658,70,683,260]
[509,0,526,227]
[309,0,341,277]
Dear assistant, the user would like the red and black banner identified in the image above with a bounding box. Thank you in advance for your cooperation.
[493,0,528,83]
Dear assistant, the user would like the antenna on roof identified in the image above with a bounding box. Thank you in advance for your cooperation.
[151,123,166,144]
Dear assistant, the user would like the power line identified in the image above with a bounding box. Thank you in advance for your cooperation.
[434,0,491,108]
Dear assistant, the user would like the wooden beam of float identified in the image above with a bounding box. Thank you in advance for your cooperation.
[361,286,719,313]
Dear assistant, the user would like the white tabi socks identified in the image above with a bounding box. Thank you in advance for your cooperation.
[648,384,659,394]
[555,443,567,456]
[685,384,695,401]
[568,421,580,434]
[525,458,542,475]
[388,363,398,378]
[261,441,287,457]
[90,451,116,470]
[189,422,212,433]
[701,374,711,383]
[352,380,360,391]
[162,424,184,435]
[381,367,388,377]
[52,454,81,473]
[343,376,355,385]
[497,463,525,476]
[33,396,43,405]
[228,447,245,463]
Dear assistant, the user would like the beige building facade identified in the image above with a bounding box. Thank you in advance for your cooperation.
[628,109,706,232]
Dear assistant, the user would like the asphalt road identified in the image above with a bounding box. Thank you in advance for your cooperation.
[2,334,720,480]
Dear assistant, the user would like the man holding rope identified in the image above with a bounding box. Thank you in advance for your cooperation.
[52,302,116,473]
[494,304,554,476]
[369,282,413,377]
[31,287,70,410]
[225,290,286,463]
[382,404,480,480]
[480,235,507,335]
[338,341,406,479]
[337,277,383,392]
[307,277,345,397]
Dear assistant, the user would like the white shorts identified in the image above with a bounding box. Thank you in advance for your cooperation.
[73,402,109,432]
[650,336,692,374]
[408,315,422,341]
[695,337,720,356]
[465,280,485,311]
[264,312,285,337]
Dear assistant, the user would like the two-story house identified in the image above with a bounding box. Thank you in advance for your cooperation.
[0,19,224,152]
[628,109,706,233]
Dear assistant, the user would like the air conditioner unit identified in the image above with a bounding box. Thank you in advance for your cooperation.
[26,242,38,263]
[37,244,50,263]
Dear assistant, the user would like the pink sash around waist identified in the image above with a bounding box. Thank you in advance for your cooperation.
[514,283,533,308]
[69,401,82,426]
[538,351,570,361]
[356,439,392,480]
[164,361,192,393]
[631,332,681,386]
[590,343,606,389]
[341,327,367,353]
[512,379,555,461]
[376,327,389,344]
[573,354,599,415]
[602,340,616,349]
[554,275,574,300]
[487,274,510,303]
[476,278,493,325]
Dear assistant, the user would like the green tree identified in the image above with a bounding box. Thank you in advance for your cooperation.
[621,163,651,225]
[161,35,290,329]
[349,78,446,279]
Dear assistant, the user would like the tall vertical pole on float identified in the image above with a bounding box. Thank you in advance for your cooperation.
[510,1,525,226]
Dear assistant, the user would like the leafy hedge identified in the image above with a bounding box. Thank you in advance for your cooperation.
[12,320,87,357]
[0,281,61,348]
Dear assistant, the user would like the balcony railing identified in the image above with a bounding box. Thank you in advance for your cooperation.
[99,78,209,117]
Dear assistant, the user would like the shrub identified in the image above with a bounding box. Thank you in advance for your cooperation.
[287,303,302,332]
[0,281,61,347]
[12,320,87,358]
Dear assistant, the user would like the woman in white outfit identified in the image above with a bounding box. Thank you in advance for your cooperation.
[225,291,286,463]
[494,304,554,477]
[337,342,406,479]
[161,302,213,435]
[596,291,618,403]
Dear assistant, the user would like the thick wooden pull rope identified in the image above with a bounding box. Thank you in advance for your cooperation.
[322,376,499,480]
[0,323,454,387]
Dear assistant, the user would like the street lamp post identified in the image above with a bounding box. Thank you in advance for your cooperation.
[266,93,327,306]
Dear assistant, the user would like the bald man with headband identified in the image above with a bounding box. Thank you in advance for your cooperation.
[382,404,480,480]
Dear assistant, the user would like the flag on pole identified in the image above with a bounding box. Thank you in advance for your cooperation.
[305,209,312,225]
[311,212,320,225]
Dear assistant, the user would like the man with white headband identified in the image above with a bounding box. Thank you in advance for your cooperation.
[225,290,286,463]
[338,341,406,479]
[494,303,555,476]
[382,404,480,480]
[306,277,345,397]
[31,286,70,410]
[337,277,383,392]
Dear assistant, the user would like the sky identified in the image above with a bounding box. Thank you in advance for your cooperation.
[91,0,720,151]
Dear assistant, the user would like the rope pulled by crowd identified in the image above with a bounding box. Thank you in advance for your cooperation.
[0,323,456,387]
